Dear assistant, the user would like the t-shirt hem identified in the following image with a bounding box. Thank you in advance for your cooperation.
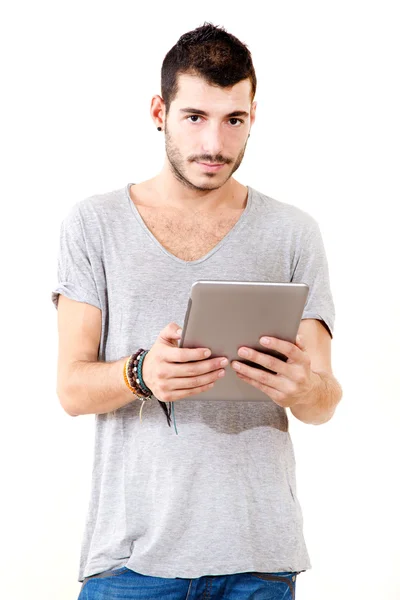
[78,561,128,582]
[51,284,101,311]
[123,558,312,579]
[302,311,334,338]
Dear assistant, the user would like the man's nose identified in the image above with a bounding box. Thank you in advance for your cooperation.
[200,125,224,160]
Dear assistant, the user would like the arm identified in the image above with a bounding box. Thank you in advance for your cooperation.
[56,294,136,416]
[289,319,342,425]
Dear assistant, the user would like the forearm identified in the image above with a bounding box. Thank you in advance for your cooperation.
[58,356,138,416]
[290,371,343,425]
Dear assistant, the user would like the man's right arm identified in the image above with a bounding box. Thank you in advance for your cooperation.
[56,294,137,416]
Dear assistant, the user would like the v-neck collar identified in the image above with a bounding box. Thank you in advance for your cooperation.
[125,183,253,266]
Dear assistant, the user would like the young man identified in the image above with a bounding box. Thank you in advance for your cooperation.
[52,22,342,600]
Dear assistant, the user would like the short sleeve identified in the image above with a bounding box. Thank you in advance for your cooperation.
[291,218,335,338]
[51,204,102,311]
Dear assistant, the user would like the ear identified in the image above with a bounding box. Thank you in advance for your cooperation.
[150,95,165,129]
[250,101,257,127]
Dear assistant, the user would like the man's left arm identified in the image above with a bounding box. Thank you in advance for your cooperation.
[231,318,342,425]
[289,318,342,424]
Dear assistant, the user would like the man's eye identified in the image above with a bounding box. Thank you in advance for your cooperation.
[187,116,243,125]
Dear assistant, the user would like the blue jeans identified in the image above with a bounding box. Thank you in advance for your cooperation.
[78,567,298,599]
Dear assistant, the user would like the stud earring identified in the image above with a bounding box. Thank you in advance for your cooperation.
[157,127,162,131]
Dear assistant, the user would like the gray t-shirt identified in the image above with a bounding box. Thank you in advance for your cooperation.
[51,183,334,582]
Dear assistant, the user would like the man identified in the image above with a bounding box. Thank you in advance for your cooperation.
[52,22,342,600]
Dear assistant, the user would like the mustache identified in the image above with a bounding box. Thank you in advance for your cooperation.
[190,156,232,164]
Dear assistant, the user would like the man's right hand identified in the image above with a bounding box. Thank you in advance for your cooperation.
[142,322,228,402]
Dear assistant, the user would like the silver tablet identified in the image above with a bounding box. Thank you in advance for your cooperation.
[179,280,309,402]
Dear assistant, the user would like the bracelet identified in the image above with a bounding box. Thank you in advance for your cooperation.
[123,360,140,395]
[124,349,152,399]
[128,349,152,397]
[124,357,148,399]
[137,350,152,394]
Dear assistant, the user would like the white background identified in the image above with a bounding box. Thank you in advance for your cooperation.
[1,1,399,599]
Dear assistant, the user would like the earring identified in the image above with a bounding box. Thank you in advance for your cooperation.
[157,127,162,131]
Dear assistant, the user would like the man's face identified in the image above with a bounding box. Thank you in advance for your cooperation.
[164,73,255,192]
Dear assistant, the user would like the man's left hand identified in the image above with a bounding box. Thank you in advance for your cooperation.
[231,335,317,408]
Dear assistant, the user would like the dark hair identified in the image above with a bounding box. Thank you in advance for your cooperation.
[161,22,257,114]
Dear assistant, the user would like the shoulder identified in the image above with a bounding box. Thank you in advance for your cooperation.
[60,185,130,233]
[249,186,320,236]
[251,188,317,229]
[72,185,129,219]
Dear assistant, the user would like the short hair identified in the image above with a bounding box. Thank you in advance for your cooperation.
[161,22,257,114]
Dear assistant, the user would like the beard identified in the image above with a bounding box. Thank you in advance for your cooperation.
[164,123,249,192]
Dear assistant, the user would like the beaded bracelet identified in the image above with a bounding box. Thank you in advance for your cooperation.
[128,349,152,398]
[123,358,147,400]
[128,348,151,395]
[126,349,153,423]
[126,350,142,392]
[137,350,152,394]
[123,349,152,400]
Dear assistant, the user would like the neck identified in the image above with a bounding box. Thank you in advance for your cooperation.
[147,164,245,212]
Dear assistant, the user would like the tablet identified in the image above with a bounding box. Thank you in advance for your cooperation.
[179,280,309,402]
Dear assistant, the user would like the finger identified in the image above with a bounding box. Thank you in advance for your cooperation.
[232,360,286,392]
[259,336,303,364]
[237,347,290,377]
[166,356,228,379]
[169,368,226,390]
[236,373,287,405]
[157,381,217,403]
[163,346,213,363]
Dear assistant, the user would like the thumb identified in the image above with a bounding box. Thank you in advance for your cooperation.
[158,322,183,347]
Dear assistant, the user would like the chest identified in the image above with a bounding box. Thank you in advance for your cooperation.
[136,207,243,262]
